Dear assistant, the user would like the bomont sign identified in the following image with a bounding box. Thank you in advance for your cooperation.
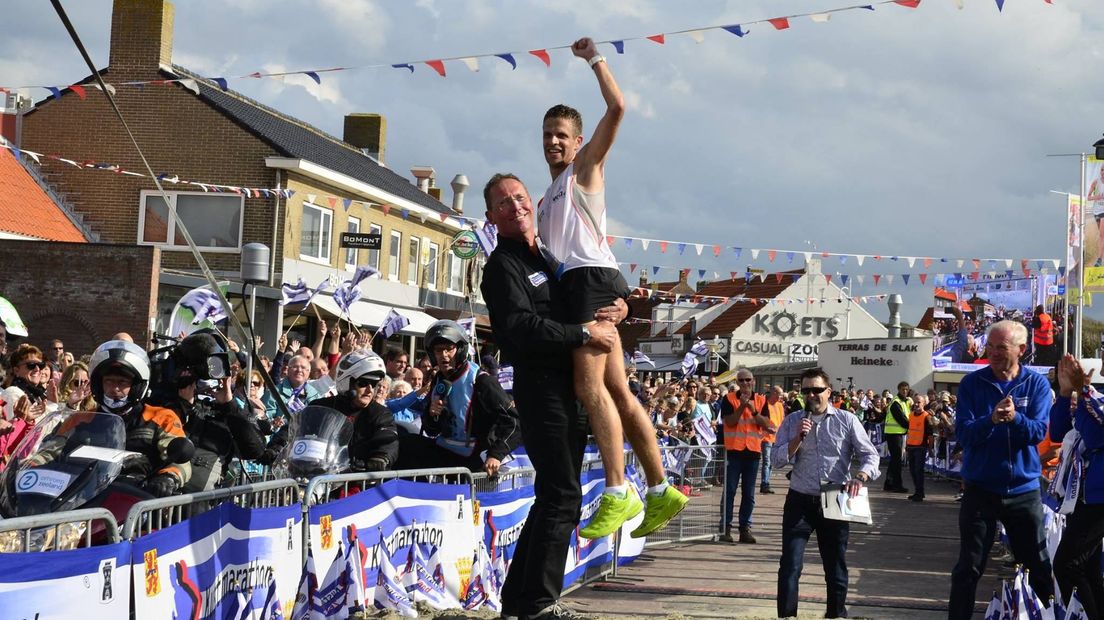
[752,310,840,340]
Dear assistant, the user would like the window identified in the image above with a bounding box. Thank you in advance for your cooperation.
[367,224,382,273]
[388,231,402,280]
[448,252,465,293]
[300,203,333,263]
[407,237,421,285]
[426,242,440,290]
[345,216,360,270]
[139,191,243,251]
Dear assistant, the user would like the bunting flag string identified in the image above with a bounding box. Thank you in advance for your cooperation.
[625,286,891,307]
[618,263,1056,284]
[0,138,477,229]
[0,0,1046,98]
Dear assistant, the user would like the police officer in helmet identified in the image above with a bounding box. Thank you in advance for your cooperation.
[89,339,192,496]
[396,320,521,474]
[311,348,399,472]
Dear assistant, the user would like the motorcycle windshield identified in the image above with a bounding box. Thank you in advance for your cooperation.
[0,410,131,517]
[283,405,353,479]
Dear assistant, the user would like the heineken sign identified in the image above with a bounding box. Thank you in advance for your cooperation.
[451,230,480,259]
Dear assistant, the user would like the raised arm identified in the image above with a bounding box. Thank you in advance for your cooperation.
[572,37,625,192]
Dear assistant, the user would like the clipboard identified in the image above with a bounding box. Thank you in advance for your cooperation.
[821,484,873,525]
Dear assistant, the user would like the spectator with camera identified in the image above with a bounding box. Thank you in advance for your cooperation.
[154,332,266,492]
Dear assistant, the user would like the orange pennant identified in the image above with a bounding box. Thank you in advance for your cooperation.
[768,250,777,263]
[647,34,666,44]
[529,49,551,66]
[769,17,790,30]
[425,60,446,77]
[660,241,668,253]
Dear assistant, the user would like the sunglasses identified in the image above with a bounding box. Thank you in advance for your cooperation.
[737,378,754,383]
[70,379,89,387]
[800,386,830,395]
[251,381,263,388]
[22,361,46,370]
[355,376,379,389]
[52,346,64,351]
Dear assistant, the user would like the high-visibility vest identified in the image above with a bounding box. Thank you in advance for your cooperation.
[906,411,930,447]
[884,397,911,435]
[761,400,786,443]
[1033,313,1054,346]
[723,392,765,452]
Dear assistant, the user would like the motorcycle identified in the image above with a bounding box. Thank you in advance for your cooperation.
[270,405,353,502]
[0,409,192,551]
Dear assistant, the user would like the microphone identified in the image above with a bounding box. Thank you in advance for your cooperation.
[800,399,814,439]
[431,379,452,419]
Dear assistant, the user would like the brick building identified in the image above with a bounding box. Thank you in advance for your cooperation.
[18,0,483,356]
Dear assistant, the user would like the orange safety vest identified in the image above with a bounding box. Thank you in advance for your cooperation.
[1033,313,1054,346]
[761,400,786,444]
[723,392,765,452]
[906,410,930,447]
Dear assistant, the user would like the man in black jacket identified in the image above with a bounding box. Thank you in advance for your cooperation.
[481,173,624,620]
[312,349,399,471]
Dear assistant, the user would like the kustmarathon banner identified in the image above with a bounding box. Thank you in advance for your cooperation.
[130,501,303,619]
[0,539,131,618]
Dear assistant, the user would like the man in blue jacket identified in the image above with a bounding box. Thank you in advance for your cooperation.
[948,320,1053,619]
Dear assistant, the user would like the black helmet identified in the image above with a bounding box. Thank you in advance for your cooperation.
[425,320,470,368]
[172,332,231,385]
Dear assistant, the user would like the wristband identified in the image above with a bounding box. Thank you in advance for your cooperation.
[587,55,606,68]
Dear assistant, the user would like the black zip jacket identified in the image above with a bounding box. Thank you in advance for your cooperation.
[312,393,399,469]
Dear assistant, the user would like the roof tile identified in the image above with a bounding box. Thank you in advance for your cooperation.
[0,148,86,242]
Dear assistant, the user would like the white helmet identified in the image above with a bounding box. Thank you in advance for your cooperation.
[335,349,386,393]
[89,339,151,412]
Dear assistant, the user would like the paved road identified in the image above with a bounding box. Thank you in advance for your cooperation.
[564,475,1007,619]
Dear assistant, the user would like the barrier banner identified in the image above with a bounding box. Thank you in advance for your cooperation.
[306,479,477,611]
[0,539,130,618]
[130,501,303,620]
[565,465,645,586]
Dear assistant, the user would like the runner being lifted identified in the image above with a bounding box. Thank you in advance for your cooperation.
[539,37,687,539]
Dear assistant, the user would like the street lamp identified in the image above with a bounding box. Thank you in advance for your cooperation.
[241,243,270,385]
[1093,134,1104,160]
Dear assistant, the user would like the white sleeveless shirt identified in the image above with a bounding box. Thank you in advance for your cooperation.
[537,163,618,276]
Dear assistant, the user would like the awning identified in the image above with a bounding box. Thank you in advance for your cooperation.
[309,295,436,336]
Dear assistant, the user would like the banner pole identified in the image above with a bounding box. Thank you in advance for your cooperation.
[1063,192,1072,357]
[1078,154,1087,359]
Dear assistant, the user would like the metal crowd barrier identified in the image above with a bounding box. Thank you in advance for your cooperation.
[302,466,475,509]
[470,466,537,495]
[641,442,726,546]
[122,478,300,540]
[0,507,119,553]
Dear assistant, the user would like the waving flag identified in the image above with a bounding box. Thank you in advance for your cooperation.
[306,277,331,306]
[260,579,283,620]
[290,546,317,620]
[348,265,379,288]
[631,350,655,367]
[1067,588,1089,619]
[379,309,411,339]
[281,278,312,306]
[689,339,709,356]
[333,284,362,315]
[475,221,498,256]
[681,351,699,377]
[983,591,1001,620]
[373,535,417,617]
[167,282,230,337]
[401,540,447,607]
[314,544,350,618]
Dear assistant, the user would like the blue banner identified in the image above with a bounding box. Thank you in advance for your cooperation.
[0,539,131,619]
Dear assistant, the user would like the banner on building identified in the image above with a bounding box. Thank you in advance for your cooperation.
[0,539,131,618]
[130,501,302,619]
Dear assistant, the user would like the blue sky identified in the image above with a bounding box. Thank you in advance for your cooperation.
[4,0,1102,322]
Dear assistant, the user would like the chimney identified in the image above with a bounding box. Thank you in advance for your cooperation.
[1,92,30,145]
[887,294,903,338]
[450,174,469,214]
[639,273,648,288]
[109,0,175,76]
[410,166,435,193]
[344,113,387,163]
[428,187,443,201]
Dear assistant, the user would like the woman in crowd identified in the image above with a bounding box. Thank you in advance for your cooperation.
[234,367,277,480]
[5,345,49,415]
[58,361,96,410]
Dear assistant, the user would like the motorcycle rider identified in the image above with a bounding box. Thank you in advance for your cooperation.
[311,349,399,472]
[89,339,192,496]
[396,320,521,475]
[153,332,266,492]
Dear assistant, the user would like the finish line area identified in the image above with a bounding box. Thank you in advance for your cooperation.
[562,478,993,619]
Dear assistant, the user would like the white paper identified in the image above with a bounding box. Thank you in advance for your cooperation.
[822,486,872,525]
[69,445,138,464]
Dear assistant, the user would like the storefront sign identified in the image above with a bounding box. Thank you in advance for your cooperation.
[751,311,840,340]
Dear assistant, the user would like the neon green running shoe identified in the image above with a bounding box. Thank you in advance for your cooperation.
[579,487,644,539]
[630,486,689,538]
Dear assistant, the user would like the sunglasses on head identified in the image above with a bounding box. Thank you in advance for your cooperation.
[800,386,830,395]
[22,361,46,370]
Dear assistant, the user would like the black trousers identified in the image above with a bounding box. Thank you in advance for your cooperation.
[777,490,850,618]
[500,367,588,617]
[1054,502,1104,618]
[906,446,927,498]
[948,486,1053,620]
[884,434,906,490]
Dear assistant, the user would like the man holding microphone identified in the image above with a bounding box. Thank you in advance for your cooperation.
[771,368,880,619]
